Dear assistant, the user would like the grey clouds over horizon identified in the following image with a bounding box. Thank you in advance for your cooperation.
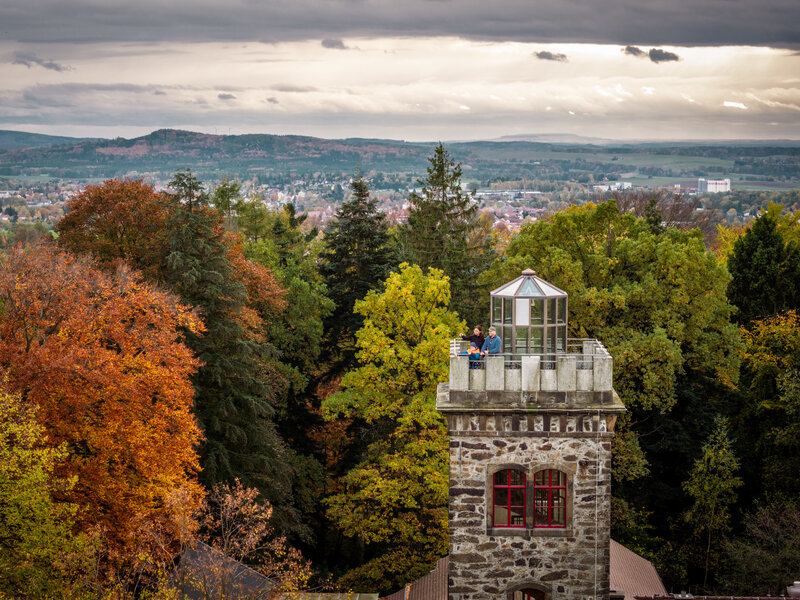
[2,1,800,142]
[2,0,799,48]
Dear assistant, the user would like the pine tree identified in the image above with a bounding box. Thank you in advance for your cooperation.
[727,213,800,324]
[399,144,492,326]
[320,176,396,364]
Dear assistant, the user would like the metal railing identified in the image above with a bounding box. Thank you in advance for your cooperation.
[450,338,610,370]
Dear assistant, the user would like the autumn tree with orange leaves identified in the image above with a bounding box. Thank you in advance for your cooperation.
[0,243,204,571]
[56,175,311,538]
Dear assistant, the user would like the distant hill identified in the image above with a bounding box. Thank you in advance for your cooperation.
[0,128,439,180]
[0,127,798,184]
[493,133,621,145]
[0,130,95,149]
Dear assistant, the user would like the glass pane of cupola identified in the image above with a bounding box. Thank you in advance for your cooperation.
[515,328,528,353]
[503,327,512,353]
[518,279,541,296]
[503,298,513,324]
[557,298,567,324]
[531,299,544,325]
[547,298,557,324]
[531,328,543,353]
[493,298,502,323]
[515,298,530,326]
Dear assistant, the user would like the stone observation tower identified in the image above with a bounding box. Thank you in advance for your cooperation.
[437,269,625,600]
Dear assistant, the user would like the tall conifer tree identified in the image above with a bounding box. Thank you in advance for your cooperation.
[399,144,492,326]
[727,213,800,324]
[320,176,396,364]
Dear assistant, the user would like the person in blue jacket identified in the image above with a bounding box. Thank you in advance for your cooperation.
[481,327,502,356]
[467,342,482,368]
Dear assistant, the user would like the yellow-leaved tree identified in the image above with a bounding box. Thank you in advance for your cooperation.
[322,263,463,593]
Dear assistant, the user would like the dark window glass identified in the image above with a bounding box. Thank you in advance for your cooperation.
[532,469,567,529]
[547,298,557,324]
[492,469,526,528]
[531,327,543,354]
[557,297,567,324]
[531,299,544,325]
[515,327,528,354]
[503,298,513,324]
[493,298,502,323]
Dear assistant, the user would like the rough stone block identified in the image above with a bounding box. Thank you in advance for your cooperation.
[557,355,577,390]
[576,368,594,391]
[485,356,505,391]
[469,367,485,391]
[451,356,469,391]
[521,355,541,392]
[594,356,613,391]
[506,368,521,391]
[540,368,558,391]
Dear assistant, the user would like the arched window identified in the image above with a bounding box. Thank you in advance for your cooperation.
[533,469,566,528]
[492,469,526,528]
[512,589,545,600]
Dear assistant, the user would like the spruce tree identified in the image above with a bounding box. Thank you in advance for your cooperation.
[727,214,800,324]
[162,205,295,528]
[399,143,492,326]
[320,176,396,362]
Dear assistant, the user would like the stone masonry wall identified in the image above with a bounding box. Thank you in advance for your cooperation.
[447,412,613,600]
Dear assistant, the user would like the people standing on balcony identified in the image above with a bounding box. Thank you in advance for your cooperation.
[461,325,485,351]
[481,327,502,356]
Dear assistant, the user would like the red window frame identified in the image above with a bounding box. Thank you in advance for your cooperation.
[533,469,567,528]
[492,469,526,528]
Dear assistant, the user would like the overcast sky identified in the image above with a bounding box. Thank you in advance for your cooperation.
[2,0,800,141]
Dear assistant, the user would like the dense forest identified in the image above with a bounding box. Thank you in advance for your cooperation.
[1,144,799,599]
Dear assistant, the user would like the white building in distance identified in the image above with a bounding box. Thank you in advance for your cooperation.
[698,178,731,193]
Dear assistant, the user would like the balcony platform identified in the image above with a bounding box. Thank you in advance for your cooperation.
[438,338,626,415]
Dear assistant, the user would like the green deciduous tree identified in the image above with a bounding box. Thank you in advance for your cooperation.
[322,264,463,592]
[0,386,83,599]
[399,144,493,326]
[727,213,800,325]
[485,201,743,585]
[682,417,742,591]
[723,500,800,596]
[320,176,397,366]
[734,311,800,502]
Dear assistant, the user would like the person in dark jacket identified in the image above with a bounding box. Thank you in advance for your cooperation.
[461,326,485,350]
[481,327,502,355]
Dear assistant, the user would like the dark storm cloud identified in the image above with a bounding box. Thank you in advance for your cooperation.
[321,38,347,49]
[11,51,72,72]
[623,45,646,57]
[3,0,799,48]
[648,48,680,63]
[534,51,568,62]
[218,92,236,100]
[624,45,681,63]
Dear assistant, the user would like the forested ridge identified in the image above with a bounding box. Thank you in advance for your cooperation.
[1,144,799,599]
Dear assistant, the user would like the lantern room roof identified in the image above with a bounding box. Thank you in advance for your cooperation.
[490,269,567,298]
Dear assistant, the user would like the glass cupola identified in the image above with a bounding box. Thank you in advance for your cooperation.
[490,269,568,355]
